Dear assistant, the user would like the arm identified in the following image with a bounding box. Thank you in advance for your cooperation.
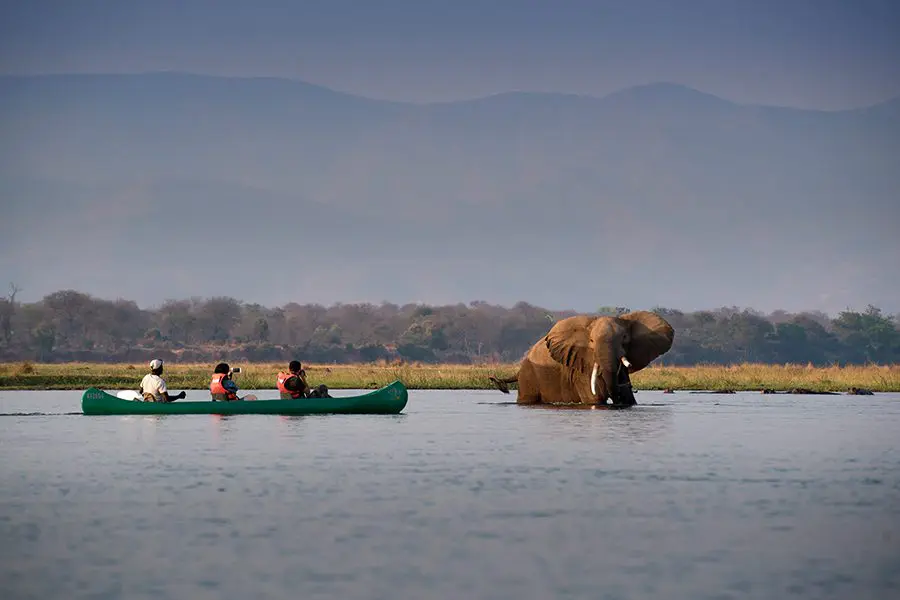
[284,373,310,396]
[157,377,186,402]
[298,370,311,396]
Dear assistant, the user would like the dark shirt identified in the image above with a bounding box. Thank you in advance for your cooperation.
[282,372,309,396]
[223,378,239,394]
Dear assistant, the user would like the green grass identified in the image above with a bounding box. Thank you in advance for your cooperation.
[629,363,900,393]
[1,361,898,392]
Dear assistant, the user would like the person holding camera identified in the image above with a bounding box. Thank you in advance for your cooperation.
[276,360,309,399]
[209,362,242,401]
[276,360,331,399]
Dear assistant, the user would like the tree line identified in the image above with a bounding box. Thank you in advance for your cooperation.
[0,288,898,365]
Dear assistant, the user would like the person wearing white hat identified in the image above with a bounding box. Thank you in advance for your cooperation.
[139,359,186,403]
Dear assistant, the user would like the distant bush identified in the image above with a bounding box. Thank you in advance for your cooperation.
[0,290,897,366]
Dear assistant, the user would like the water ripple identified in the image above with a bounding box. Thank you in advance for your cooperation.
[1,389,899,600]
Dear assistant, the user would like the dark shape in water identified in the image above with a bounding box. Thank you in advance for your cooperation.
[848,387,875,395]
[611,360,636,407]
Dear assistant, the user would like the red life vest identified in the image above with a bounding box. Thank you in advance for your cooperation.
[276,371,303,399]
[210,373,238,401]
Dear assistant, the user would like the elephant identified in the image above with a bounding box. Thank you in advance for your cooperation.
[489,311,674,406]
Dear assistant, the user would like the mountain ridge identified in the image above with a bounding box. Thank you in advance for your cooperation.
[1,72,897,314]
[3,72,898,112]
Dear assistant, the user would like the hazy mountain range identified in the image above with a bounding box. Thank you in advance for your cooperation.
[1,73,898,314]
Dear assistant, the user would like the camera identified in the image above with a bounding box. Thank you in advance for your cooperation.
[230,367,242,374]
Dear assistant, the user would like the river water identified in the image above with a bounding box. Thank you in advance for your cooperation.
[1,389,898,600]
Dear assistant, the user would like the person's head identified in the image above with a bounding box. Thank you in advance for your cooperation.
[289,360,302,374]
[149,359,163,375]
[214,362,230,375]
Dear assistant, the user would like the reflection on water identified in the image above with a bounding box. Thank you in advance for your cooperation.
[1,389,899,600]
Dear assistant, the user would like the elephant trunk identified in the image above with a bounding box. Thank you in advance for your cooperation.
[612,356,636,405]
[592,356,636,405]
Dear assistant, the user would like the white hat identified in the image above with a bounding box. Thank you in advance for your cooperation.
[149,359,163,370]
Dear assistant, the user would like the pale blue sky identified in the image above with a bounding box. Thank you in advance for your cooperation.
[2,0,899,108]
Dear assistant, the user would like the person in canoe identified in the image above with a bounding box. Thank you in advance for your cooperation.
[276,360,331,399]
[210,362,245,401]
[140,359,186,403]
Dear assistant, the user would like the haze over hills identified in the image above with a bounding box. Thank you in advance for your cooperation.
[1,73,898,314]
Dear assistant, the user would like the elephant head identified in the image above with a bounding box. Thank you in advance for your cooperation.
[544,311,674,405]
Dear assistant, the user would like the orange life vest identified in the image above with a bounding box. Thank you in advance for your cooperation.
[210,373,238,401]
[276,371,304,399]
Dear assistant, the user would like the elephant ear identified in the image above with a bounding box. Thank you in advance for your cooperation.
[619,311,675,372]
[544,315,595,374]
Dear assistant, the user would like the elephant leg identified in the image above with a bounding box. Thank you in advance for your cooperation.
[559,369,590,404]
[516,361,542,405]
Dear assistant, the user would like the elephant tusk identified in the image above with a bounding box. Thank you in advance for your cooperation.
[590,362,599,396]
[621,356,631,369]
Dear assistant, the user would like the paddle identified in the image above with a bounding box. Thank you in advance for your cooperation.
[117,390,189,401]
[118,389,258,401]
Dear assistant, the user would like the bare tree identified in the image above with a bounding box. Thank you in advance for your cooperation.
[0,283,21,345]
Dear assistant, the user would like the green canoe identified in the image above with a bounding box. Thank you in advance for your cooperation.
[81,380,408,416]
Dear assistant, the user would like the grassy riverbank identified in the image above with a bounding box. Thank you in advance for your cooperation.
[1,362,898,392]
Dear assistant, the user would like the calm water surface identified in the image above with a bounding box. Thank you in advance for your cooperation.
[1,389,899,600]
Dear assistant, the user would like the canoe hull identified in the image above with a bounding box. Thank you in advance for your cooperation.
[81,381,408,416]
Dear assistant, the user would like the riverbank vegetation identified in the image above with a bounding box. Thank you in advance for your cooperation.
[1,361,897,392]
[1,290,898,369]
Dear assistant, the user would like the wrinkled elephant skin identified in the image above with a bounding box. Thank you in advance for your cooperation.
[489,311,674,406]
